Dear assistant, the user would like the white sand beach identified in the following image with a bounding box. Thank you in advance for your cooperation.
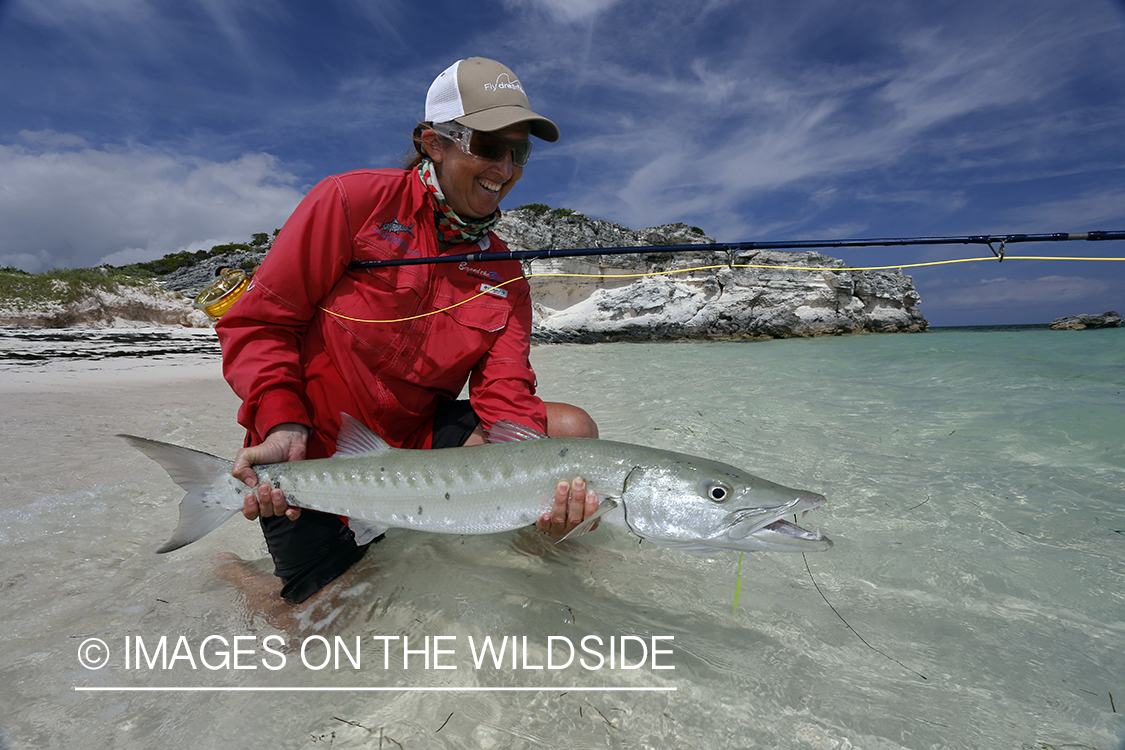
[1,349,239,512]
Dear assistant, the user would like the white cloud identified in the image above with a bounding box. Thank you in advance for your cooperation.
[13,0,154,24]
[18,130,90,150]
[0,250,54,275]
[334,0,410,48]
[13,0,288,78]
[503,0,621,23]
[1000,189,1125,232]
[0,138,306,272]
[96,247,162,267]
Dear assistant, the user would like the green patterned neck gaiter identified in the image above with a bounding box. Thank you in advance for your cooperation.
[417,158,500,245]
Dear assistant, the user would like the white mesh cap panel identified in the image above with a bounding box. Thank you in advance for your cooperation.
[425,60,465,123]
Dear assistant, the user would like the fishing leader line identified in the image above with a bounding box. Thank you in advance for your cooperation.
[801,553,928,681]
[319,254,1125,325]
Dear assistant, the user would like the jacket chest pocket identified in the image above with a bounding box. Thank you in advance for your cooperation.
[443,290,511,333]
[347,237,430,310]
[320,267,428,358]
[425,285,513,371]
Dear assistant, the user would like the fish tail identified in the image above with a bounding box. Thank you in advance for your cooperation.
[119,435,241,553]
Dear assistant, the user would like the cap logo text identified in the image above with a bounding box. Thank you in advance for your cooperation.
[484,74,524,94]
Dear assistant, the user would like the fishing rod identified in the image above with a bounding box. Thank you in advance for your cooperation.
[347,230,1125,269]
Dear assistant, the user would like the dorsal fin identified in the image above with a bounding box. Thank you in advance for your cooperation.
[486,420,549,444]
[334,413,392,456]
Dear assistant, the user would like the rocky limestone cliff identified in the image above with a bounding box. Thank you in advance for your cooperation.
[3,209,928,336]
[160,250,267,296]
[494,208,927,342]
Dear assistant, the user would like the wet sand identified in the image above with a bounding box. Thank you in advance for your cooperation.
[0,357,241,511]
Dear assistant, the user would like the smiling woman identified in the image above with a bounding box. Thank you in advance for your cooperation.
[417,121,531,221]
[212,57,601,606]
[404,57,559,228]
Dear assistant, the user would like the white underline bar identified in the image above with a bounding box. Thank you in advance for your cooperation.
[75,686,676,692]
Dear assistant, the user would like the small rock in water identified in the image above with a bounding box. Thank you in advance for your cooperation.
[1048,311,1123,330]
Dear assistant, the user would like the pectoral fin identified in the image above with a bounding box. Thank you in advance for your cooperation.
[348,519,388,545]
[556,498,619,544]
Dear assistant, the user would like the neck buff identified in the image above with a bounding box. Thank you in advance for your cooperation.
[417,158,501,245]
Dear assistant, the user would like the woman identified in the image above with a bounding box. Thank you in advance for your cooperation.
[216,58,599,605]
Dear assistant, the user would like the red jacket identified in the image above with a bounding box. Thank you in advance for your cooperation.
[216,168,546,459]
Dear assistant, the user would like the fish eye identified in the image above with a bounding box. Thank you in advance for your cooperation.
[706,482,732,503]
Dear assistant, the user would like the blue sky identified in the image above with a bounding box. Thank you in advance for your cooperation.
[1,0,1124,326]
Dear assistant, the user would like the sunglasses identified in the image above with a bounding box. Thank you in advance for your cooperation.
[429,122,533,167]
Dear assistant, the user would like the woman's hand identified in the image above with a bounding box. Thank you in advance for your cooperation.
[232,423,309,521]
[536,477,600,536]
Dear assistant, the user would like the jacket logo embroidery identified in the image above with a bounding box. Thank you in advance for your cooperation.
[459,261,502,281]
[379,219,415,236]
[371,218,418,255]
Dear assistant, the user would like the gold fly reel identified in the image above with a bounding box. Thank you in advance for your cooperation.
[193,268,251,321]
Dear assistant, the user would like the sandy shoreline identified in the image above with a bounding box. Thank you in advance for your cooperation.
[1,357,241,512]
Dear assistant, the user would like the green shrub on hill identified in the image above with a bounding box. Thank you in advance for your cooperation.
[0,230,278,311]
[515,203,551,216]
[0,266,157,308]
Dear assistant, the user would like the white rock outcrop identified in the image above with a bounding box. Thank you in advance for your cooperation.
[495,208,927,342]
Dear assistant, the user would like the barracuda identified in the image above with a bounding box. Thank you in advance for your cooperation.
[120,416,831,556]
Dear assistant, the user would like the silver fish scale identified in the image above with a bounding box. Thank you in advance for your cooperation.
[252,439,610,535]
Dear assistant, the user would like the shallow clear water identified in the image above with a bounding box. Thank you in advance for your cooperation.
[1,327,1123,749]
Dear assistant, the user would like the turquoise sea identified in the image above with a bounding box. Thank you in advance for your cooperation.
[1,326,1122,749]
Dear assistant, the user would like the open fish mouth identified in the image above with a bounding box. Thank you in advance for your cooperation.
[761,518,827,541]
[724,492,826,538]
[751,492,832,550]
[747,511,832,551]
[715,492,831,551]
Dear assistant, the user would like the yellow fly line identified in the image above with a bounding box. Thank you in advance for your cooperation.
[317,254,1125,325]
[319,275,529,324]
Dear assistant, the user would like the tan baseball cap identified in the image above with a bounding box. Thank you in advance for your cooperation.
[425,58,560,142]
